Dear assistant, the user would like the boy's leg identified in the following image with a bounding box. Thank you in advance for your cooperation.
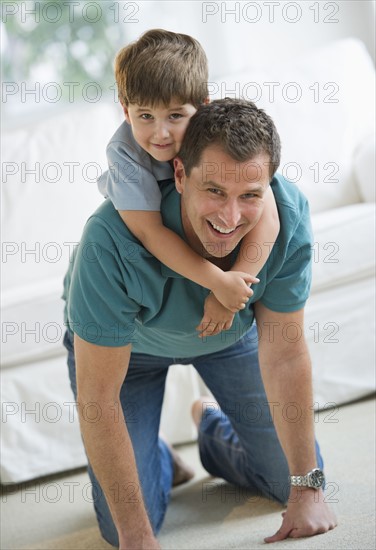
[192,324,323,504]
[63,331,175,547]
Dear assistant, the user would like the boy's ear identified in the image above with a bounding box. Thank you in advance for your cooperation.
[121,102,131,124]
[203,96,210,105]
[174,157,186,193]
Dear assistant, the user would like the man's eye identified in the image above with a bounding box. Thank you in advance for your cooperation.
[208,188,222,195]
[242,193,257,199]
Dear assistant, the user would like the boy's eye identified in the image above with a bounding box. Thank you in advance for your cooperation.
[169,113,183,120]
[140,113,153,120]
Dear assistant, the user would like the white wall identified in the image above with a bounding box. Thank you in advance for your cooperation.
[122,0,375,78]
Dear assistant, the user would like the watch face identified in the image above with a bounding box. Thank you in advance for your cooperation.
[309,468,325,488]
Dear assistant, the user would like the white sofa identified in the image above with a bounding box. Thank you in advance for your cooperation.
[1,38,375,483]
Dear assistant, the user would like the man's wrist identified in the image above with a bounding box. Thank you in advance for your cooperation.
[290,485,320,495]
[290,467,325,490]
[120,527,156,548]
[288,485,323,503]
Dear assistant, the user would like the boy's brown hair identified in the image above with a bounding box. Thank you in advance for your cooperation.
[115,29,208,108]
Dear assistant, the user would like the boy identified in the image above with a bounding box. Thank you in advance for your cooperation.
[98,29,279,336]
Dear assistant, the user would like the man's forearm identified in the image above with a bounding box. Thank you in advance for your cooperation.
[260,347,317,476]
[255,304,337,541]
[78,398,153,543]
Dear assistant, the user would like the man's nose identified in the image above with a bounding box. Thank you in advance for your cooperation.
[218,200,242,227]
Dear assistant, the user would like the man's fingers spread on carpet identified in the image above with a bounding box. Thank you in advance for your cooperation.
[289,522,333,538]
[290,526,320,538]
[264,525,292,543]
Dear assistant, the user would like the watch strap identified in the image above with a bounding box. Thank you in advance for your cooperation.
[290,468,325,489]
[290,474,308,487]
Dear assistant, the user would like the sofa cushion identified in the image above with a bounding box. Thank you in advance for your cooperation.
[306,277,375,408]
[310,203,375,293]
[1,280,65,368]
[0,355,87,482]
[1,102,123,366]
[1,102,122,295]
[353,132,376,203]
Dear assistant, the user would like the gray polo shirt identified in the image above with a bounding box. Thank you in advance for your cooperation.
[97,121,173,210]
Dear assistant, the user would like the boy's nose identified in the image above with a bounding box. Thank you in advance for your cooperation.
[154,123,170,140]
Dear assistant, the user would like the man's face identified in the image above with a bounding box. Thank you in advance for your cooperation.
[174,145,271,259]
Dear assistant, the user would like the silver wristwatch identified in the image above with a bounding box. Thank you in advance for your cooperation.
[290,468,325,490]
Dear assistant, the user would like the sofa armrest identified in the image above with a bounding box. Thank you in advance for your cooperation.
[353,133,376,203]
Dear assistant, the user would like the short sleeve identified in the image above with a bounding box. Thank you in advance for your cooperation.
[101,139,162,211]
[260,199,313,312]
[66,216,142,347]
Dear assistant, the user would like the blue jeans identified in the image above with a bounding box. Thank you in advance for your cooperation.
[63,326,323,547]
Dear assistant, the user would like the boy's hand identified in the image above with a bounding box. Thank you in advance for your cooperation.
[211,271,259,313]
[196,292,236,338]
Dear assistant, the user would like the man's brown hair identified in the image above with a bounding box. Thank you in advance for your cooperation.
[115,29,208,108]
[178,98,281,178]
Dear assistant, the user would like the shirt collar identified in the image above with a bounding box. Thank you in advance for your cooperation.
[150,157,174,182]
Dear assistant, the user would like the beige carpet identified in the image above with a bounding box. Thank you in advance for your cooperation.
[1,397,375,550]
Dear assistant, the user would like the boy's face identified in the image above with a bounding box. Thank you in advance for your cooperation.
[123,101,197,162]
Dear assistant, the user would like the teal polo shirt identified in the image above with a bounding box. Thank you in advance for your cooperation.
[63,174,312,357]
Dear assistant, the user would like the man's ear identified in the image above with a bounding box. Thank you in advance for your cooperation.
[203,96,210,105]
[174,157,186,194]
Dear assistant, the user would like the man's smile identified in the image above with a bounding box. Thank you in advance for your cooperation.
[207,220,238,235]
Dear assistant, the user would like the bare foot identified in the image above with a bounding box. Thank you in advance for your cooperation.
[191,396,219,428]
[159,433,195,487]
[170,446,195,487]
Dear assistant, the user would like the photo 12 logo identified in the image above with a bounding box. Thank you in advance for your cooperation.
[1,2,140,24]
[208,80,340,104]
[202,2,340,24]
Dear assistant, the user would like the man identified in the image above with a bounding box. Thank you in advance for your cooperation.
[63,98,337,549]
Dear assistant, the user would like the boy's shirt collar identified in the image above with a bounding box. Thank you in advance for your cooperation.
[150,155,174,182]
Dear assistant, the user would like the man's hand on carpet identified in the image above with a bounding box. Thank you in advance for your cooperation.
[264,487,337,543]
[119,532,160,549]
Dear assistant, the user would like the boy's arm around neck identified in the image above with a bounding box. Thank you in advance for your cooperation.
[233,185,280,277]
[118,209,256,312]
